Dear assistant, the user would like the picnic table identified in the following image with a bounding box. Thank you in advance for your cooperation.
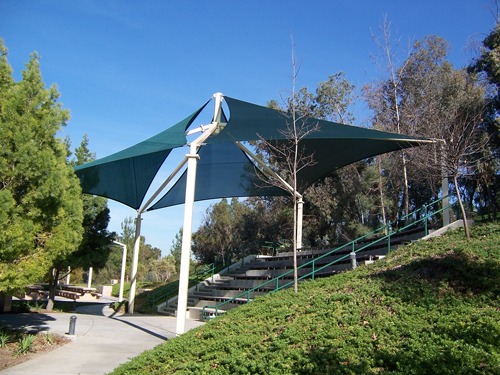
[60,285,96,295]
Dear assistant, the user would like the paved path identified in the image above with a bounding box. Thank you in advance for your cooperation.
[0,301,204,374]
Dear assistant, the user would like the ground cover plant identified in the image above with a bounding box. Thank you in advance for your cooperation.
[0,327,69,370]
[111,223,500,374]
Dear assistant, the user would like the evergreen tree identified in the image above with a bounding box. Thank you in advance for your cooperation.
[63,135,115,278]
[469,22,500,220]
[0,40,83,295]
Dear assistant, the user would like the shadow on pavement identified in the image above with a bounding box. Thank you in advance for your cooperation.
[0,312,57,334]
[112,317,170,341]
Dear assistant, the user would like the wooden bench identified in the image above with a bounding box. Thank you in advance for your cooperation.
[61,285,97,296]
[55,290,80,300]
[91,292,102,299]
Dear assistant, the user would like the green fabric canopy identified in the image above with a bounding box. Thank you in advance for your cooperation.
[146,97,431,209]
[148,142,288,210]
[74,103,208,209]
[75,95,431,210]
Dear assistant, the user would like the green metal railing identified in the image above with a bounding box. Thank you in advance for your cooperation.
[202,196,452,318]
[145,263,217,313]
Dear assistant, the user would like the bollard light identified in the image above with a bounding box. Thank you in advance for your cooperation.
[68,315,77,335]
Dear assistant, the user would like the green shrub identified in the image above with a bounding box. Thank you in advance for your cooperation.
[16,334,36,357]
[0,329,9,348]
[110,223,500,374]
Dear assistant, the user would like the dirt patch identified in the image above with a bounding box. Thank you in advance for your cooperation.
[0,331,70,371]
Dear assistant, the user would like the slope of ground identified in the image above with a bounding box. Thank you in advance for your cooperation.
[111,223,500,374]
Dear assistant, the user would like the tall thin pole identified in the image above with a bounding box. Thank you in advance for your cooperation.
[176,93,223,336]
[176,143,199,336]
[296,198,303,250]
[112,241,128,303]
[441,141,450,226]
[119,243,127,303]
[87,267,93,288]
[128,212,142,314]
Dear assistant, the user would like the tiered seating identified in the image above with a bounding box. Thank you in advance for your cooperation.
[160,226,430,319]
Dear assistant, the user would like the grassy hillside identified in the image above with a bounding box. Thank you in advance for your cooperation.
[111,224,500,374]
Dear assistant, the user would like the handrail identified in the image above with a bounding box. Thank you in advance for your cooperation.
[145,263,217,313]
[202,196,452,318]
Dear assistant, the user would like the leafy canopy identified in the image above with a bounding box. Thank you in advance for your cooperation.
[0,39,83,293]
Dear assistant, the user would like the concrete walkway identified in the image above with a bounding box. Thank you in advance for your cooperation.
[0,300,204,375]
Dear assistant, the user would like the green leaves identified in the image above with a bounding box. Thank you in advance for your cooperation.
[0,40,83,293]
[111,223,500,374]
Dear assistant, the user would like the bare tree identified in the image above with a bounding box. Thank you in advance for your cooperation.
[256,38,319,293]
[414,69,488,239]
[368,16,412,220]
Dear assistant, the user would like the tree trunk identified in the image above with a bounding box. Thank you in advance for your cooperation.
[402,152,410,218]
[453,175,471,240]
[0,292,12,313]
[46,268,60,312]
[378,157,388,234]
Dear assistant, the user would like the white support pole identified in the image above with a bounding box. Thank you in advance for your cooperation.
[139,157,188,213]
[113,241,128,303]
[87,267,93,289]
[66,266,71,285]
[297,198,304,250]
[176,92,224,336]
[119,243,127,303]
[235,141,296,195]
[129,212,142,314]
[176,143,199,336]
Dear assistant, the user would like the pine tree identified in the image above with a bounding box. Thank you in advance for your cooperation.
[0,40,83,296]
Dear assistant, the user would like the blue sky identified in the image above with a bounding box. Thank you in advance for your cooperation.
[1,1,496,255]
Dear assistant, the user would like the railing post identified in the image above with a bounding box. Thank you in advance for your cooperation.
[423,204,428,236]
[312,260,315,280]
[349,252,357,270]
[387,221,391,253]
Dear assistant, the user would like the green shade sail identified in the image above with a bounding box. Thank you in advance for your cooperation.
[148,142,288,210]
[75,95,432,211]
[74,103,208,209]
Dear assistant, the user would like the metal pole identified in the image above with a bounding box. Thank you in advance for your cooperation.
[113,241,128,303]
[87,267,93,289]
[297,198,304,250]
[176,93,224,336]
[176,143,199,336]
[441,141,450,226]
[129,212,142,314]
[139,157,188,213]
[68,315,77,336]
[119,244,127,303]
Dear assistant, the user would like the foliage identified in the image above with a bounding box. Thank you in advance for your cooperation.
[94,216,161,285]
[0,39,83,294]
[65,134,115,272]
[192,197,293,265]
[146,256,177,283]
[15,334,35,357]
[469,21,500,220]
[193,198,250,265]
[365,29,492,239]
[0,326,69,369]
[168,228,183,274]
[110,223,500,374]
[0,330,8,348]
